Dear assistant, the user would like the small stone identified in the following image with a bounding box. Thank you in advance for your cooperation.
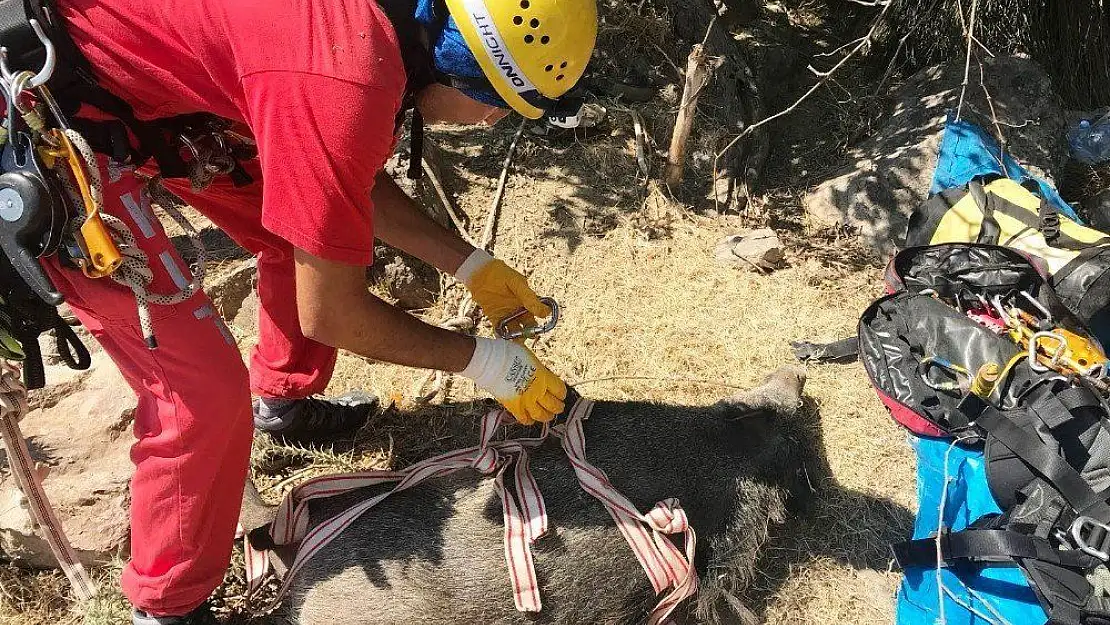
[714,228,786,272]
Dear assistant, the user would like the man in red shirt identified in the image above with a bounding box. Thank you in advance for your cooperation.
[6,0,597,622]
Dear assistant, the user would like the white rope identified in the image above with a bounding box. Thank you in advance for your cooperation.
[933,439,1014,625]
[935,438,959,624]
[61,130,206,347]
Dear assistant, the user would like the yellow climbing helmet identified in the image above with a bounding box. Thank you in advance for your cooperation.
[442,0,598,119]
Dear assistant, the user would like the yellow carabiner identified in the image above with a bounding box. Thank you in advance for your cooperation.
[41,129,121,278]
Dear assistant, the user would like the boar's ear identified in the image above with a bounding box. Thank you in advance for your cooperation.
[713,366,806,421]
[240,478,277,532]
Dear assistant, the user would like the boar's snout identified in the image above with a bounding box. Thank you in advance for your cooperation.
[713,365,806,421]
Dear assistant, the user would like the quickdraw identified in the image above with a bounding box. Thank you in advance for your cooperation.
[245,398,699,623]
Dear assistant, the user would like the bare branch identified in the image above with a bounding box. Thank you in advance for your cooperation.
[700,14,718,47]
[955,0,979,121]
[713,0,893,166]
[814,35,869,59]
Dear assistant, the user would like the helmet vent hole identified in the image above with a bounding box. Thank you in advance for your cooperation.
[545,64,553,72]
[520,0,530,8]
[556,74,565,81]
[530,18,540,27]
[540,35,550,44]
[513,15,523,25]
[524,34,534,43]
[559,61,568,69]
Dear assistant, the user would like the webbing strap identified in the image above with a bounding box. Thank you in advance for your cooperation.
[790,337,859,364]
[1029,386,1102,430]
[0,362,96,599]
[1054,244,1110,287]
[891,529,1091,569]
[986,192,1110,252]
[977,407,1110,518]
[971,180,1001,245]
[247,400,697,622]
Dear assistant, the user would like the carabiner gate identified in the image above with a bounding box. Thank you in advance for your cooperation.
[495,297,560,340]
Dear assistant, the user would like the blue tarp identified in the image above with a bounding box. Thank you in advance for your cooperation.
[931,116,1080,223]
[895,437,1047,625]
[894,116,1086,625]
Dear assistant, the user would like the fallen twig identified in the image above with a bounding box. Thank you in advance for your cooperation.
[483,119,527,250]
[422,159,479,249]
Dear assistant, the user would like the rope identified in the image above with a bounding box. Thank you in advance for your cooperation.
[0,361,96,599]
[59,130,206,348]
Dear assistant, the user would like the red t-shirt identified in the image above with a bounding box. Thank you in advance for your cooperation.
[58,0,407,264]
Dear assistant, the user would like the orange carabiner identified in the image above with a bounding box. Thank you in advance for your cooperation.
[41,129,121,278]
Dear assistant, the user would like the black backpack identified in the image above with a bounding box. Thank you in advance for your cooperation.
[859,243,1110,625]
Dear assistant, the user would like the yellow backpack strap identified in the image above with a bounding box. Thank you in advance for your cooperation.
[970,180,1001,245]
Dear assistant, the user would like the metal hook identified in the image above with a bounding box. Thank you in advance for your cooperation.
[495,297,560,341]
[0,19,56,90]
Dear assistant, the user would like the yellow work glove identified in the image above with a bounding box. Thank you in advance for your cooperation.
[456,249,550,336]
[460,337,567,425]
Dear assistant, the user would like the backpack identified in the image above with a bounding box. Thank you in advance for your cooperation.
[907,177,1110,336]
[861,242,1110,625]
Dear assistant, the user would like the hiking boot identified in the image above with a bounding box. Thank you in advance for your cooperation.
[253,391,378,446]
[132,603,217,625]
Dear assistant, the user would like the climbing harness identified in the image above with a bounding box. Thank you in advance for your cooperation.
[0,1,219,374]
[0,361,96,599]
[245,397,698,623]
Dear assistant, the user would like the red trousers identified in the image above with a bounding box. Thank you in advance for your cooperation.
[45,157,338,615]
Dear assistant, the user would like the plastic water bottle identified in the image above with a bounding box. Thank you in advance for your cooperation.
[1068,117,1110,164]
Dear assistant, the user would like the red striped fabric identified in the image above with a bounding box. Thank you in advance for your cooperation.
[245,399,698,622]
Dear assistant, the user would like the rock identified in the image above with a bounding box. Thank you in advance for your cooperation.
[368,246,441,310]
[207,257,258,323]
[804,56,1067,256]
[0,351,135,568]
[714,228,786,271]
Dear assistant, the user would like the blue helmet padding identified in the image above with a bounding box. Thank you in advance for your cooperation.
[413,0,508,108]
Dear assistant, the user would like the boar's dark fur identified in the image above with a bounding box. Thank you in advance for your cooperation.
[256,367,821,625]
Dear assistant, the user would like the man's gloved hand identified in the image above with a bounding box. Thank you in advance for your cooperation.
[456,249,550,336]
[460,337,567,425]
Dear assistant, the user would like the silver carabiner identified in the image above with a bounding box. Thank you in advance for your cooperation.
[495,297,560,340]
[0,19,57,91]
[1071,516,1110,561]
[1028,331,1067,373]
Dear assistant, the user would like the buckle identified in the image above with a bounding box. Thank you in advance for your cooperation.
[1071,516,1110,561]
